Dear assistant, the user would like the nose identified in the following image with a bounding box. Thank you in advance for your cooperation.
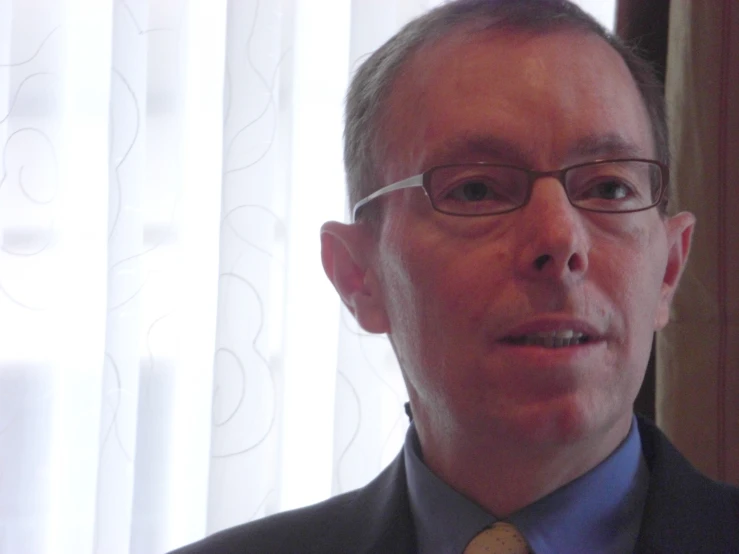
[515,177,589,282]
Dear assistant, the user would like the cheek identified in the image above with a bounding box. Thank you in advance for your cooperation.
[378,226,513,356]
[399,239,511,320]
[595,224,668,337]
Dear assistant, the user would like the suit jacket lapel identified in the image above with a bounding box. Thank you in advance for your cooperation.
[634,416,739,552]
[346,451,416,554]
[353,451,417,554]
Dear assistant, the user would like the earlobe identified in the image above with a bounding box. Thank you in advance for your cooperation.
[320,221,391,334]
[655,211,696,329]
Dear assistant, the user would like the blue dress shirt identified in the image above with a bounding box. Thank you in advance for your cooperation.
[405,415,649,554]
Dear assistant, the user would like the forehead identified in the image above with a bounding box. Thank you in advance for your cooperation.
[380,28,653,178]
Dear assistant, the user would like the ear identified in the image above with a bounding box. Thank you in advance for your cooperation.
[320,221,390,334]
[654,211,696,329]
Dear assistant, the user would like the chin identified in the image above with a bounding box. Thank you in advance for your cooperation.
[493,393,630,449]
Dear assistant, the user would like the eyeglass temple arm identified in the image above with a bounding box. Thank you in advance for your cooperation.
[352,174,424,222]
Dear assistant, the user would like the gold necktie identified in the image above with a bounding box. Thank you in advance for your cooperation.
[463,522,531,554]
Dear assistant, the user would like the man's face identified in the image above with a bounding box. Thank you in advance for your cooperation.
[362,30,693,448]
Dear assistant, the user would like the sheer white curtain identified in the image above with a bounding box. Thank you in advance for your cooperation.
[0,1,613,553]
[0,0,431,552]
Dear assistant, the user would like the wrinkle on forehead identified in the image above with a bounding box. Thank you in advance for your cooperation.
[379,28,653,179]
[422,132,645,170]
[519,45,549,87]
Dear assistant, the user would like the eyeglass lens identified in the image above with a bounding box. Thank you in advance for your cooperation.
[428,161,662,215]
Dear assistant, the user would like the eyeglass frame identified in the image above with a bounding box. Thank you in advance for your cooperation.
[351,158,669,222]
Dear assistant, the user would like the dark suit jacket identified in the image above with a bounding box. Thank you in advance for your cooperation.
[172,416,739,553]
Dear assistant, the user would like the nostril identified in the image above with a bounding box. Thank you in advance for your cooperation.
[567,252,587,272]
[534,254,550,270]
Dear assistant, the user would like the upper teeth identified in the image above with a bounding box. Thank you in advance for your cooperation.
[509,330,590,348]
[524,330,583,339]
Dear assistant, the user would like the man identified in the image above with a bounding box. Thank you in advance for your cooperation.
[175,0,739,552]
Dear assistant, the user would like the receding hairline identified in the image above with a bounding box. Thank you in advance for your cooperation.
[345,1,669,221]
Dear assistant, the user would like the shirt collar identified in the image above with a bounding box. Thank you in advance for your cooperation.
[404,415,649,554]
[404,425,491,554]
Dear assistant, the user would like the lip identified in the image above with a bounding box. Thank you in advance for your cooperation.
[499,316,602,341]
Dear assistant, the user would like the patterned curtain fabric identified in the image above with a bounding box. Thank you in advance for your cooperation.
[0,1,417,552]
[0,1,614,553]
[658,0,739,485]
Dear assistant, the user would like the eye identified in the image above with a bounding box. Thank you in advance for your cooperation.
[447,179,498,202]
[429,165,527,215]
[565,161,658,211]
[443,176,521,204]
[586,178,633,200]
[571,177,637,203]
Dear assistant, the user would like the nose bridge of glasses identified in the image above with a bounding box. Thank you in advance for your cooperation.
[525,167,572,203]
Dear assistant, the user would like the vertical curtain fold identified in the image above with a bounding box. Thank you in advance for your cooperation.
[208,0,290,533]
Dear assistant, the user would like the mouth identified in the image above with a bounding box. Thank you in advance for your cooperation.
[501,330,594,349]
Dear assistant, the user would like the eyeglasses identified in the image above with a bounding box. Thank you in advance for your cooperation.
[352,159,667,222]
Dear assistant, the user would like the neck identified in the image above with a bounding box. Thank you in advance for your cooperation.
[413,409,632,517]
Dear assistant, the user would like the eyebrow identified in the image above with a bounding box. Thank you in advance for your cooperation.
[431,134,535,166]
[429,131,647,168]
[567,133,646,160]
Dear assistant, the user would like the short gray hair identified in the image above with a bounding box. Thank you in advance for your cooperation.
[344,0,669,220]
